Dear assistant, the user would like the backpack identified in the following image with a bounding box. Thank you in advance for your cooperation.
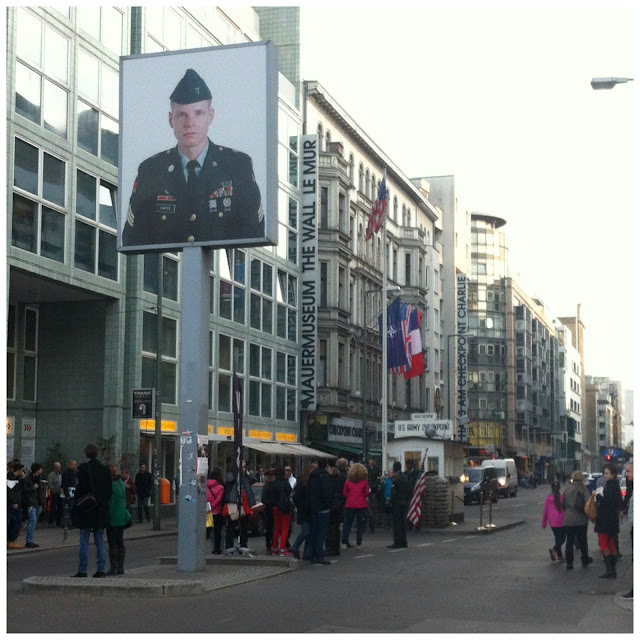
[277,483,292,513]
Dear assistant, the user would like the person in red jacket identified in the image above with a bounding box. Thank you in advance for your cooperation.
[341,463,370,551]
[206,467,225,554]
[542,481,566,562]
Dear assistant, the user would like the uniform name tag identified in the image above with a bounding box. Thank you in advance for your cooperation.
[156,204,176,214]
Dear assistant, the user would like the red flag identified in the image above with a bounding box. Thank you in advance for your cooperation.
[407,471,427,526]
[366,176,388,240]
[403,309,424,379]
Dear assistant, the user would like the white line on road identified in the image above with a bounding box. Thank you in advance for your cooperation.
[388,548,407,553]
[417,543,433,547]
[442,539,456,543]
[465,536,475,539]
[355,554,375,559]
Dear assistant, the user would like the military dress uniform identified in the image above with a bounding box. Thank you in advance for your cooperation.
[122,139,263,247]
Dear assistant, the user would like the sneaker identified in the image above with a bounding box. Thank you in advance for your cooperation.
[557,555,564,563]
[549,548,557,562]
[356,544,361,550]
[281,550,293,557]
[25,542,39,548]
[340,543,347,551]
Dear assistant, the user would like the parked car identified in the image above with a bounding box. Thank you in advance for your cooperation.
[461,466,499,505]
[481,458,518,498]
[230,482,266,537]
[585,473,603,492]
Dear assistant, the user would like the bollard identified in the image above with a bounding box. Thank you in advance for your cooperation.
[63,500,69,542]
[477,493,484,530]
[486,492,496,528]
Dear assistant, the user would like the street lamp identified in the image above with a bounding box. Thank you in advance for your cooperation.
[590,77,634,90]
[361,285,400,463]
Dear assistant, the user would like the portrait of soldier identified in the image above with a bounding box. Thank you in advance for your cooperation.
[122,68,264,248]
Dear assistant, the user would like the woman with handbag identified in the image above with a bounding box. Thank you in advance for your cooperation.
[106,465,132,575]
[206,467,224,554]
[542,481,565,562]
[223,470,256,550]
[561,470,593,569]
[594,463,623,579]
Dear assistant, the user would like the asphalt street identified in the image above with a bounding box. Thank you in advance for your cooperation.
[6,486,633,634]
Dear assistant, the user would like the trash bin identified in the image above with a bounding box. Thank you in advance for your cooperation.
[159,477,171,505]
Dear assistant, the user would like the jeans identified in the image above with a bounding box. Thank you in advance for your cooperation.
[78,528,106,573]
[565,524,589,566]
[292,520,312,558]
[7,505,22,542]
[342,508,366,545]
[26,506,42,544]
[138,496,150,522]
[551,526,566,557]
[310,510,330,560]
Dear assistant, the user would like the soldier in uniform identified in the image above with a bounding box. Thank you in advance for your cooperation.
[122,68,264,248]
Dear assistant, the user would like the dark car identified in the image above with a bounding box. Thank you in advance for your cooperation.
[461,466,499,505]
[230,482,266,537]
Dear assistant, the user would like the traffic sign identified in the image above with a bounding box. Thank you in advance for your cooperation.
[132,388,155,420]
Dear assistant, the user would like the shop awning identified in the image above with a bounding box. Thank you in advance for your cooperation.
[242,441,335,458]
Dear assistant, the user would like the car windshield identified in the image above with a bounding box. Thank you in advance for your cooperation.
[467,469,484,482]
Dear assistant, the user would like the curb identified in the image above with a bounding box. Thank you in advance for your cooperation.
[419,520,526,535]
[22,575,205,598]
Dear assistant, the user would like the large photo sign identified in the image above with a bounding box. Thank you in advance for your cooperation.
[300,134,318,411]
[118,42,278,253]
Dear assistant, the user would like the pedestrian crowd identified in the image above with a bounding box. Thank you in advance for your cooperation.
[540,462,633,599]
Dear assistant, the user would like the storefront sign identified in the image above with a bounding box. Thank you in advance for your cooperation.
[217,427,234,437]
[140,420,177,432]
[300,134,318,412]
[328,418,363,444]
[394,420,454,440]
[248,430,272,441]
[456,274,469,423]
[276,432,297,442]
[411,413,437,420]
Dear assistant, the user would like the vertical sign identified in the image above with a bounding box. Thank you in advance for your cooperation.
[7,417,14,464]
[300,134,318,411]
[456,274,469,435]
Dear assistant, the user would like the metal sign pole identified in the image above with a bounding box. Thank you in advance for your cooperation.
[177,247,212,573]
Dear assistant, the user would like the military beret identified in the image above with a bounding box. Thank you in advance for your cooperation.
[170,69,212,104]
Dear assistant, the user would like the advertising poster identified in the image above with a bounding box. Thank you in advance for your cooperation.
[118,41,278,253]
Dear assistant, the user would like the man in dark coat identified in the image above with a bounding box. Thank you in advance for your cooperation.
[388,461,412,549]
[22,463,45,548]
[61,460,78,526]
[307,458,335,565]
[135,463,153,523]
[71,444,112,578]
[7,462,26,549]
[122,68,263,249]
[366,457,381,533]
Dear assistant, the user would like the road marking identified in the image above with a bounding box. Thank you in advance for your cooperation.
[388,548,407,553]
[355,554,375,559]
[417,543,433,547]
[465,535,475,539]
[442,538,456,543]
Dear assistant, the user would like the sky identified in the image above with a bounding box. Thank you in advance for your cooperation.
[299,2,638,397]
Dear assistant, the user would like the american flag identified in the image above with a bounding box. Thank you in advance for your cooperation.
[366,176,388,240]
[407,469,427,526]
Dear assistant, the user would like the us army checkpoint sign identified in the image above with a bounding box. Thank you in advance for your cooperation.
[117,41,278,253]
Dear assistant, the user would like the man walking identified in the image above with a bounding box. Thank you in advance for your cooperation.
[307,458,335,565]
[47,462,63,527]
[22,463,45,548]
[388,461,411,549]
[135,463,153,523]
[71,444,112,577]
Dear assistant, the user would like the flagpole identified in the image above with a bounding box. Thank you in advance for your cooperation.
[381,167,388,474]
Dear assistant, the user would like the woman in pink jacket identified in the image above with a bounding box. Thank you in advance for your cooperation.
[341,463,370,551]
[207,467,225,554]
[542,481,565,562]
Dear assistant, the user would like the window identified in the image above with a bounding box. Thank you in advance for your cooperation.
[276,352,297,421]
[318,340,327,387]
[77,6,124,55]
[365,169,370,199]
[320,186,328,229]
[250,258,273,334]
[15,9,69,139]
[143,254,179,301]
[338,192,346,233]
[217,334,244,412]
[276,270,297,341]
[22,307,39,402]
[219,249,246,324]
[74,171,118,280]
[141,311,178,405]
[393,196,398,222]
[320,262,328,307]
[249,343,272,417]
[358,163,364,193]
[405,253,412,286]
[145,6,183,51]
[276,195,298,265]
[76,50,119,165]
[12,138,66,263]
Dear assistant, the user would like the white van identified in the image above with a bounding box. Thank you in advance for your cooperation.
[481,458,518,498]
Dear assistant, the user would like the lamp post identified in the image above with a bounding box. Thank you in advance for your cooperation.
[590,77,634,90]
[361,285,400,463]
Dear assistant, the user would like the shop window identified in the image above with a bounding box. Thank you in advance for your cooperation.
[249,343,272,418]
[143,254,179,301]
[141,311,177,405]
